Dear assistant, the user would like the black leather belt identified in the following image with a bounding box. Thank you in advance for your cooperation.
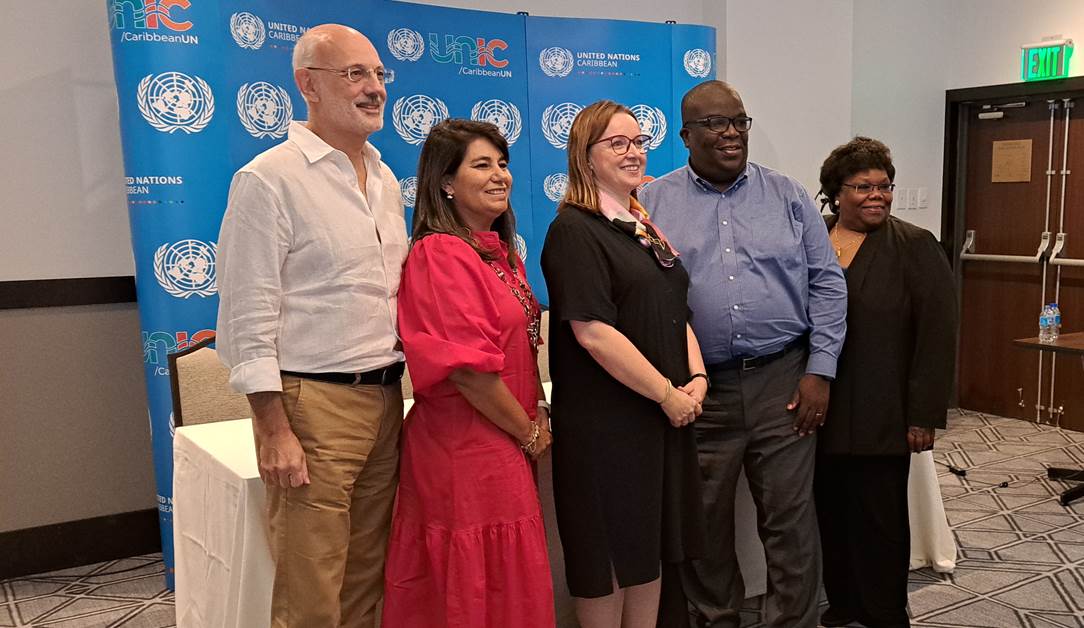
[282,362,405,386]
[707,336,807,373]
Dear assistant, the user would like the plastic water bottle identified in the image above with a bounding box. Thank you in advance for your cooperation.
[1039,305,1053,343]
[1050,303,1062,342]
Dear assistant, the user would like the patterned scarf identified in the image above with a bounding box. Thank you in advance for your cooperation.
[612,198,680,268]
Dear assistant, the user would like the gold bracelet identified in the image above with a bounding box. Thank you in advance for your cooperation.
[520,422,541,452]
[659,379,672,405]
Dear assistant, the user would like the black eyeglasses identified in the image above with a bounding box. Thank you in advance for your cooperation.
[591,134,653,155]
[683,115,753,133]
[306,65,391,84]
[840,182,895,195]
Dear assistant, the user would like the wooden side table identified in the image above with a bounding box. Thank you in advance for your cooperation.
[1013,332,1084,506]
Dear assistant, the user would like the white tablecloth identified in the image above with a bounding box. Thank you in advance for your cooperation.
[173,394,955,627]
[173,419,273,628]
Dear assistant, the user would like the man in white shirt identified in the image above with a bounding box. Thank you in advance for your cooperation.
[215,24,408,628]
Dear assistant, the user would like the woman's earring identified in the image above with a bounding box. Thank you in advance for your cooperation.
[833,199,840,206]
[445,190,454,199]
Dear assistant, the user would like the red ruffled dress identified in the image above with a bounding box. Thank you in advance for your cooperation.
[382,233,554,628]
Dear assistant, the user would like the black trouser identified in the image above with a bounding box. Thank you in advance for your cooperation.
[814,454,912,628]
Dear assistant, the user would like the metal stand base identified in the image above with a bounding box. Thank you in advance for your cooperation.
[1047,467,1084,506]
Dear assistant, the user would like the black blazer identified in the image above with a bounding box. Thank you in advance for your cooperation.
[820,215,958,456]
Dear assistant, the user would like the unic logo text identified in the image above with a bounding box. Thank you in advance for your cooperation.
[111,0,197,44]
[143,329,216,375]
[429,33,509,69]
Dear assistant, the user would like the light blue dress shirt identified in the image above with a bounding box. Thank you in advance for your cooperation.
[639,162,847,378]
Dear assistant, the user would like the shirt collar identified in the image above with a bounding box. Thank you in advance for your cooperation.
[684,161,750,194]
[598,189,639,223]
[288,121,381,165]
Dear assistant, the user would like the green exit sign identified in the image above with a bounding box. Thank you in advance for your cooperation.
[1021,40,1073,81]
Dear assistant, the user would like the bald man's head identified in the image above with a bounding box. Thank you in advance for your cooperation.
[293,24,386,143]
[679,80,749,189]
[293,24,370,70]
[680,80,743,126]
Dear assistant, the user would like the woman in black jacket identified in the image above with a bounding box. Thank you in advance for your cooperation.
[814,137,957,628]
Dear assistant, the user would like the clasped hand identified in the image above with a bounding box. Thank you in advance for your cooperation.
[664,378,707,428]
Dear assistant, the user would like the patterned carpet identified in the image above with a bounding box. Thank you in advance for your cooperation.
[2,410,1083,627]
[0,555,172,627]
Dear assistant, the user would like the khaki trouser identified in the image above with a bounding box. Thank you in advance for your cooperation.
[263,375,403,628]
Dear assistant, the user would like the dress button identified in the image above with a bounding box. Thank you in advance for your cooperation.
[736,333,743,339]
[722,220,728,226]
[728,275,735,281]
[725,247,731,253]
[732,305,740,310]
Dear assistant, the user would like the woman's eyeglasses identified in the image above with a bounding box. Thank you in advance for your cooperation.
[840,182,895,195]
[591,134,653,155]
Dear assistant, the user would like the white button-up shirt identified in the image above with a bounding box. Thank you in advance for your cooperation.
[216,122,408,394]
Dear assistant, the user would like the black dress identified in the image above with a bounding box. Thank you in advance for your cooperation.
[541,206,704,599]
[815,215,957,627]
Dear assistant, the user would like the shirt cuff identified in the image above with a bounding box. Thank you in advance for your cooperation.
[805,351,837,380]
[228,356,283,394]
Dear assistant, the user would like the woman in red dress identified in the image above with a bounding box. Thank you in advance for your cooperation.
[381,119,555,628]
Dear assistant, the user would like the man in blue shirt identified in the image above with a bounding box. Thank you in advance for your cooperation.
[641,80,847,628]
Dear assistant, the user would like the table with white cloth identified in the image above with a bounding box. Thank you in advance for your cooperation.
[173,418,273,628]
[173,388,956,628]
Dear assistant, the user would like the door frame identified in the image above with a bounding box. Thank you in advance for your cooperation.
[941,75,1084,413]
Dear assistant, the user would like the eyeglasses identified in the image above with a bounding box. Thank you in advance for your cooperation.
[591,134,653,155]
[683,115,754,133]
[840,182,895,195]
[305,65,391,84]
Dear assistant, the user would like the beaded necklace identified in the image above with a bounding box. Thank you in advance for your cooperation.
[486,258,542,352]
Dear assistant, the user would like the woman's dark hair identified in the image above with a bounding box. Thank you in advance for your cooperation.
[411,119,517,266]
[818,136,896,214]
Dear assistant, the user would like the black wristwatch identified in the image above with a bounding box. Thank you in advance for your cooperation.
[687,372,710,389]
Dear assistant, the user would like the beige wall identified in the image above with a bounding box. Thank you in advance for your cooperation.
[0,304,156,533]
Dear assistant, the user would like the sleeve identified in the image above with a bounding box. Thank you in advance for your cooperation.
[540,216,617,325]
[905,231,958,429]
[397,235,506,394]
[795,185,848,379]
[215,170,292,394]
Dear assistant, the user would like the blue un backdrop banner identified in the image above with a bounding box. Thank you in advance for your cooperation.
[106,0,714,587]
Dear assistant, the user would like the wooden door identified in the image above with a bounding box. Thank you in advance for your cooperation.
[954,86,1084,431]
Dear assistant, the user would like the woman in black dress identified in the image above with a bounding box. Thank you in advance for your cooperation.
[814,137,957,628]
[541,100,706,628]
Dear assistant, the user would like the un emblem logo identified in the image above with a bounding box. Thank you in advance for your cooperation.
[541,102,582,149]
[236,82,292,139]
[539,47,574,78]
[630,104,667,150]
[400,176,418,207]
[392,94,449,145]
[514,234,528,261]
[230,12,266,50]
[387,28,425,62]
[154,239,217,298]
[137,72,214,134]
[683,48,712,78]
[543,173,568,202]
[471,99,522,146]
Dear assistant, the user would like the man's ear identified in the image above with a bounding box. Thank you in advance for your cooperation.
[679,127,691,149]
[294,68,319,103]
